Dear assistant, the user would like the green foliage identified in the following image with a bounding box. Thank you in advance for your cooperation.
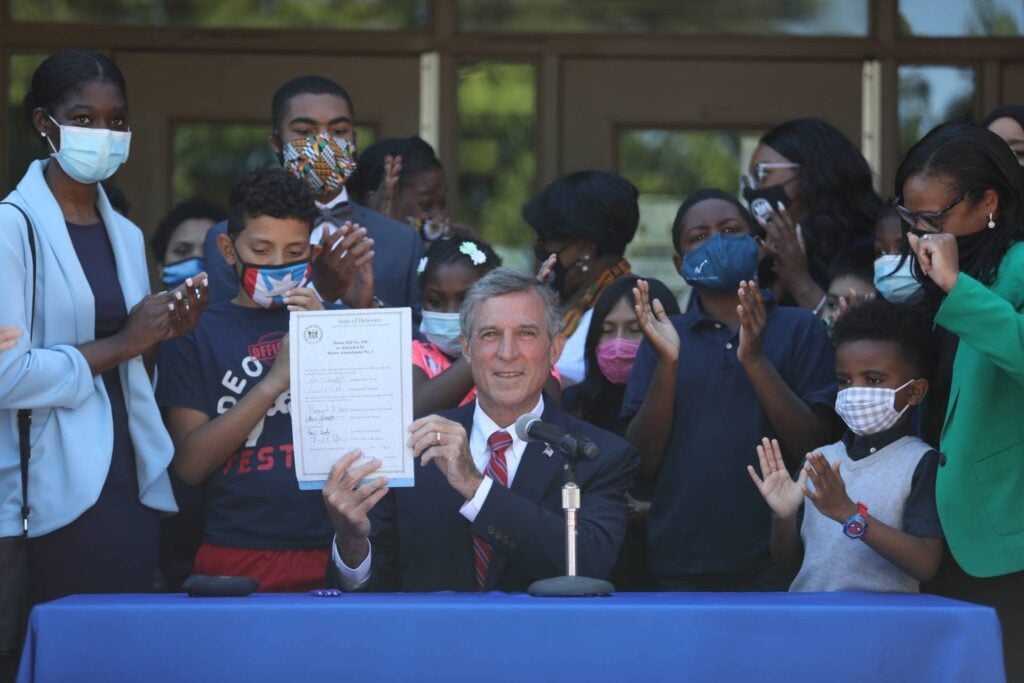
[898,67,976,159]
[11,0,428,29]
[456,62,537,249]
[457,0,864,35]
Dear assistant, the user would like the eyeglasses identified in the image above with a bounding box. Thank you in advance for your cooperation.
[752,161,801,185]
[895,193,967,233]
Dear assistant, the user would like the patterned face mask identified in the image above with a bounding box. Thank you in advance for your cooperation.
[237,258,311,309]
[835,379,916,436]
[281,133,356,195]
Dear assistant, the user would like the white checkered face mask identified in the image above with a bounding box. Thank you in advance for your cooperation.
[835,379,915,436]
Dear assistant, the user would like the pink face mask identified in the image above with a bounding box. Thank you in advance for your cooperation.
[595,337,642,385]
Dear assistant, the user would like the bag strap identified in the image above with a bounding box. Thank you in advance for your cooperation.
[1,202,36,537]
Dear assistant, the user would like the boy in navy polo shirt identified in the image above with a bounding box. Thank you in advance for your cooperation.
[749,299,943,592]
[158,169,332,591]
[623,189,837,591]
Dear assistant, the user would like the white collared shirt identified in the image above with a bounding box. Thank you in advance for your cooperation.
[308,187,350,246]
[332,396,545,589]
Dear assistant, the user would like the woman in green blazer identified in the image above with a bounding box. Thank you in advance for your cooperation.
[899,122,1023,680]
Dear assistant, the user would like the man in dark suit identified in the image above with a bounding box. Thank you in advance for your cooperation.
[324,268,638,591]
[203,75,422,310]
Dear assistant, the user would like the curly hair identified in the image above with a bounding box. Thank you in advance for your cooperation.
[831,298,937,378]
[226,168,319,237]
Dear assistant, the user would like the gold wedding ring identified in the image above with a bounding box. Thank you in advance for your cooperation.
[436,431,441,445]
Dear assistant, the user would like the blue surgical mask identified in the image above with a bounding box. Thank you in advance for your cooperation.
[874,254,923,304]
[47,115,131,184]
[680,233,759,292]
[420,311,463,357]
[161,257,204,289]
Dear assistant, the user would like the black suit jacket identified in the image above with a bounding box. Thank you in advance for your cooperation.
[203,201,422,310]
[330,401,638,592]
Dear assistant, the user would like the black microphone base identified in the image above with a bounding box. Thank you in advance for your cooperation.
[527,575,615,597]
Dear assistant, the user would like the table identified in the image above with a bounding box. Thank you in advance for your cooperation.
[16,592,1004,683]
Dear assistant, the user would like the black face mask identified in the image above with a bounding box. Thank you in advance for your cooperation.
[742,183,791,223]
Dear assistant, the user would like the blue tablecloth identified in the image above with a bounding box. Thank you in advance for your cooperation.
[16,592,1004,683]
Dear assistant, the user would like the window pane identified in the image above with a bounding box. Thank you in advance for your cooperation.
[172,124,375,206]
[456,61,537,269]
[459,0,868,36]
[618,129,762,300]
[12,0,428,29]
[899,0,1023,36]
[898,66,976,159]
[5,54,50,191]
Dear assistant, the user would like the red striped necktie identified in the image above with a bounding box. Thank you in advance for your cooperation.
[473,430,513,590]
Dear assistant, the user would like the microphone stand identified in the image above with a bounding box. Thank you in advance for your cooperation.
[528,440,615,597]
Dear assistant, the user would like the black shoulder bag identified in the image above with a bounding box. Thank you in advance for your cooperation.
[0,202,36,658]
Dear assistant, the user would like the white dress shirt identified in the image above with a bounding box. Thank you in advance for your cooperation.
[554,307,592,386]
[332,396,545,589]
[308,187,350,247]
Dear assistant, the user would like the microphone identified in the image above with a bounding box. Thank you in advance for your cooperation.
[514,413,600,460]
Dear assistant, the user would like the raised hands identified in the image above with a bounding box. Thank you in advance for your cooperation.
[633,279,679,365]
[802,452,858,523]
[536,253,557,286]
[312,221,376,306]
[322,450,390,566]
[736,280,766,365]
[748,437,806,520]
[373,154,402,219]
[407,415,482,500]
[757,202,808,283]
[907,232,959,292]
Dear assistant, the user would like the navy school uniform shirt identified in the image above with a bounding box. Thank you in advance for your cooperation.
[156,300,333,550]
[622,291,837,577]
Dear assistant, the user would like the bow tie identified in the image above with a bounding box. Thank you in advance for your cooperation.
[315,201,351,228]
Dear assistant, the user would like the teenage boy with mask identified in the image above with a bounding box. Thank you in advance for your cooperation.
[623,189,837,591]
[749,298,943,592]
[158,169,334,591]
[204,75,422,311]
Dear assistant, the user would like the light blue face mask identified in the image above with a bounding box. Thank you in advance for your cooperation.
[47,115,131,184]
[420,311,463,357]
[161,257,204,289]
[874,254,923,304]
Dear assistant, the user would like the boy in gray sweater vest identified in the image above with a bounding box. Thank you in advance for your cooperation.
[748,299,944,592]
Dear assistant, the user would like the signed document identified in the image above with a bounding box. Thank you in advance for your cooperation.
[290,308,415,490]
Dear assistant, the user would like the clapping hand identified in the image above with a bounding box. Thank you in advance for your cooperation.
[736,280,766,365]
[633,279,679,365]
[312,222,375,304]
[802,452,858,523]
[748,437,806,520]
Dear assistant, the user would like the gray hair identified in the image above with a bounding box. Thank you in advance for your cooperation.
[459,267,564,341]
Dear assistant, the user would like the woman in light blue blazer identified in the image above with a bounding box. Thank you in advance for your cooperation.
[0,50,204,609]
